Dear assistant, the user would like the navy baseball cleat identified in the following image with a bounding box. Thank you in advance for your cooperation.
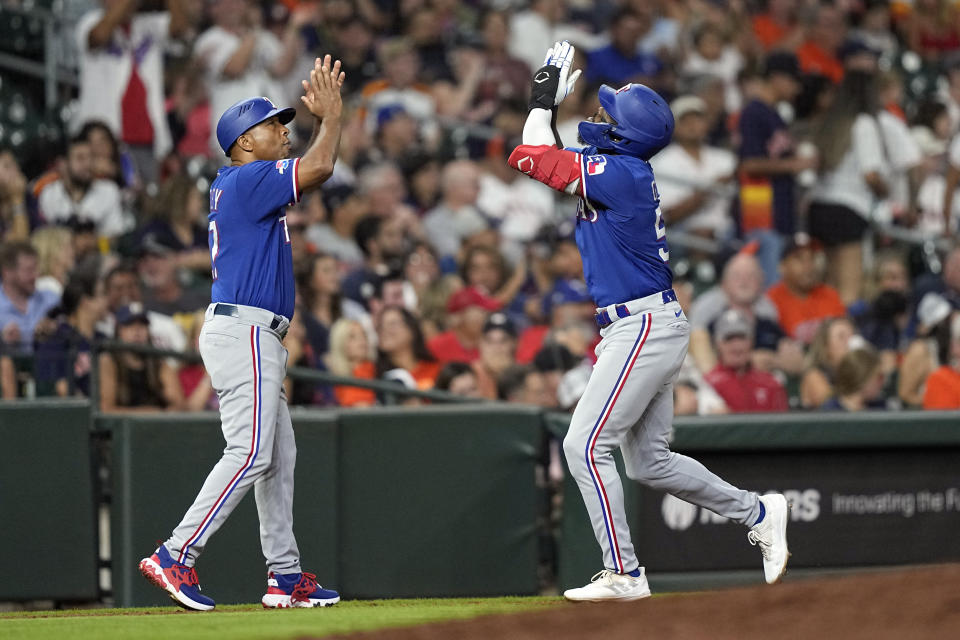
[748,493,791,584]
[139,545,215,611]
[261,571,340,608]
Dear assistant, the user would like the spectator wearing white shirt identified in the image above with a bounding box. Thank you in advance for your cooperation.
[650,96,736,249]
[507,0,600,74]
[682,23,744,113]
[37,136,128,239]
[807,71,890,305]
[73,0,189,183]
[193,0,308,156]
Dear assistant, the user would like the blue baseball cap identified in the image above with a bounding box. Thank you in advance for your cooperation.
[543,279,593,316]
[216,96,296,156]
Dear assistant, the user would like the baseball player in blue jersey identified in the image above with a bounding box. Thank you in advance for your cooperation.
[509,42,791,602]
[139,55,346,610]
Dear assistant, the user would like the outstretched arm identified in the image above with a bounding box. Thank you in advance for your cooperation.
[297,55,347,193]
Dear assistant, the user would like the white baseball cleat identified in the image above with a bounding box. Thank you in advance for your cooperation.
[563,568,652,602]
[748,493,791,584]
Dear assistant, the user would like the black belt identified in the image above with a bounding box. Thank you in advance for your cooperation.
[213,303,287,334]
[595,289,677,329]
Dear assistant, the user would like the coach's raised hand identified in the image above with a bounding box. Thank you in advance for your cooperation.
[297,55,346,192]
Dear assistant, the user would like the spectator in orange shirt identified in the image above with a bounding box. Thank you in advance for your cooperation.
[752,0,805,51]
[376,305,440,391]
[796,4,847,83]
[704,309,789,413]
[923,313,960,409]
[427,286,501,364]
[327,318,376,408]
[767,233,846,344]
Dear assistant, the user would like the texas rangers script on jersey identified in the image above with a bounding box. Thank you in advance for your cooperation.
[209,157,301,320]
[571,145,672,307]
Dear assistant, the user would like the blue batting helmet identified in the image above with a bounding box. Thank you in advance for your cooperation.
[577,84,674,160]
[216,97,296,156]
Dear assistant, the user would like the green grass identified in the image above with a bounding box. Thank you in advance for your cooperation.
[0,597,563,640]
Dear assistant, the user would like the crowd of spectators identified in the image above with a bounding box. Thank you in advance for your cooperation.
[4,0,960,414]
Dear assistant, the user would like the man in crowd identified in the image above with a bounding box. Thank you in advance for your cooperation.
[0,242,60,353]
[472,312,518,399]
[342,214,407,307]
[37,136,126,237]
[423,160,490,261]
[428,286,500,364]
[704,309,789,413]
[767,232,846,345]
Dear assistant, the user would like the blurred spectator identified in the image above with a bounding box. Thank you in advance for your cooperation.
[922,313,960,409]
[911,246,960,319]
[0,149,34,241]
[875,71,922,224]
[796,3,847,83]
[508,0,598,74]
[688,251,783,373]
[800,316,857,410]
[359,38,438,142]
[428,286,500,364]
[905,0,960,62]
[78,120,137,188]
[282,312,333,407]
[737,52,814,285]
[461,244,527,309]
[31,227,75,297]
[767,233,846,345]
[73,0,189,182]
[472,312,517,400]
[99,264,187,354]
[375,305,440,390]
[496,363,552,406]
[305,185,367,269]
[751,0,805,51]
[333,15,379,96]
[423,160,490,261]
[517,278,594,364]
[37,136,127,238]
[899,293,954,407]
[98,303,183,413]
[342,214,406,308]
[356,162,421,235]
[194,0,309,156]
[674,354,729,416]
[682,23,745,113]
[532,343,578,410]
[405,242,453,338]
[704,309,788,413]
[854,251,911,370]
[138,175,211,276]
[357,105,424,170]
[586,8,664,88]
[651,95,736,249]
[296,252,348,359]
[434,361,484,398]
[557,361,592,411]
[820,346,886,410]
[807,71,890,305]
[327,317,376,408]
[137,234,209,318]
[468,11,531,124]
[33,275,107,397]
[851,0,900,61]
[0,241,60,353]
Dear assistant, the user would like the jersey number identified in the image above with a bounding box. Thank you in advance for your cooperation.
[653,180,669,262]
[208,221,219,280]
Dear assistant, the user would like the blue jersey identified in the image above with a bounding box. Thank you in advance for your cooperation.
[571,147,673,307]
[208,157,301,319]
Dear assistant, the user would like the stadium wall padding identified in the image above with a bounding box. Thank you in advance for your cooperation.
[0,401,99,601]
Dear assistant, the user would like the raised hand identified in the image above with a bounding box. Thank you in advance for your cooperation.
[300,54,346,120]
[543,41,581,106]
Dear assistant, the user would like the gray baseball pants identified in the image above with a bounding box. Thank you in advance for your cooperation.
[164,304,300,574]
[563,295,761,574]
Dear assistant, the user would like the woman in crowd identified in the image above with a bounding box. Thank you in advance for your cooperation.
[327,317,377,408]
[461,244,527,309]
[31,226,75,297]
[433,360,483,398]
[922,313,960,409]
[800,316,857,409]
[375,305,440,391]
[807,70,890,305]
[98,304,183,413]
[138,174,210,275]
[78,120,136,189]
[296,252,345,359]
[820,347,887,411]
